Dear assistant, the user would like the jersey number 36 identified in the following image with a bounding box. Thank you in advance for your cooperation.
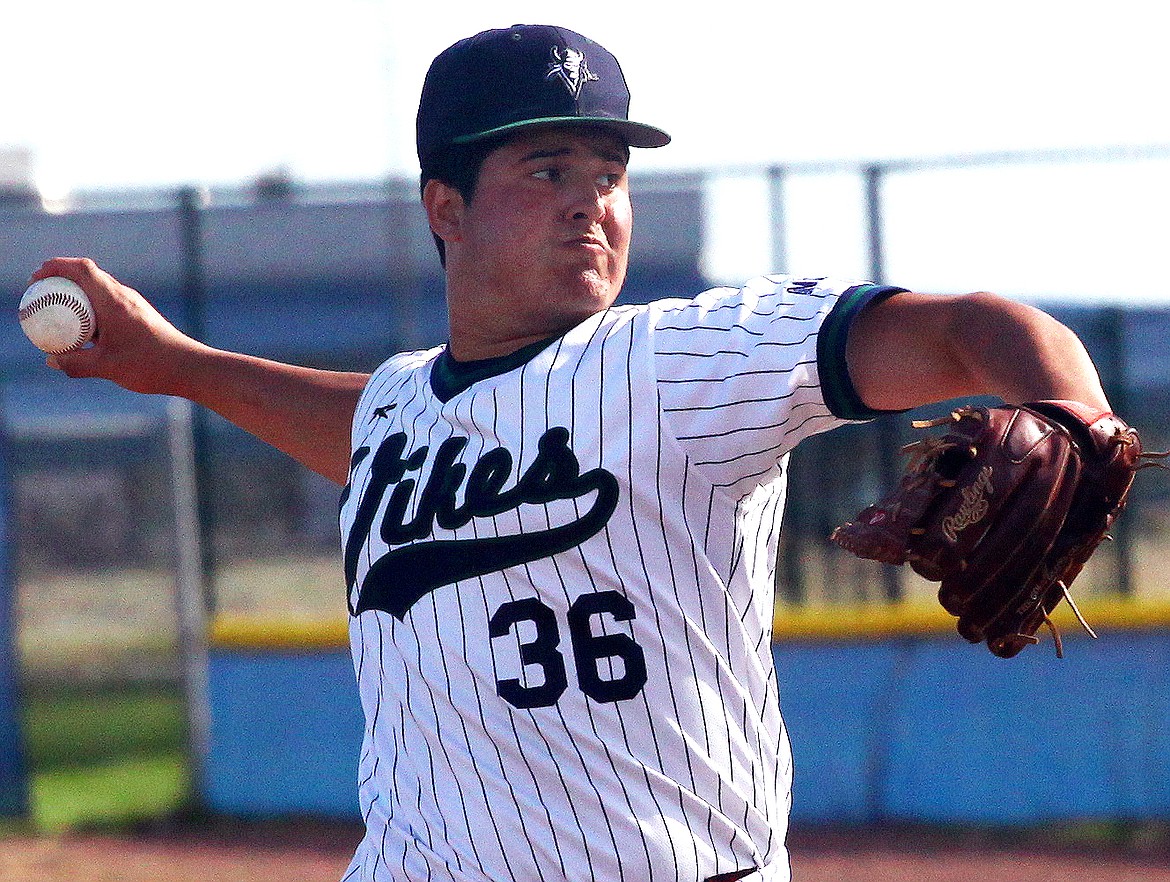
[489,590,648,709]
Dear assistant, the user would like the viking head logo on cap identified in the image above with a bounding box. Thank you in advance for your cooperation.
[547,46,599,98]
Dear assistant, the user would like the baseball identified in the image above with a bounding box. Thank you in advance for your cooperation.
[18,276,97,354]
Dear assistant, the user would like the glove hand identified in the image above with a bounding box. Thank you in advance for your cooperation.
[831,402,1148,658]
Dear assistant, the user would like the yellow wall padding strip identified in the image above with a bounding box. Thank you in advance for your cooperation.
[772,598,1170,642]
[208,599,1170,651]
[210,615,349,651]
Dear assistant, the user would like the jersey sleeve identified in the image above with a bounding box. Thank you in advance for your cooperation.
[651,276,904,495]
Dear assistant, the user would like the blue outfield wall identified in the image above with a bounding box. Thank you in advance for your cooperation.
[205,627,1170,824]
[206,650,364,817]
[776,632,1170,824]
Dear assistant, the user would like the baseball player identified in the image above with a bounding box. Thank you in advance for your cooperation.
[34,23,1112,882]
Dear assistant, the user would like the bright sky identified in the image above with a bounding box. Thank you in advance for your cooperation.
[4,0,1170,300]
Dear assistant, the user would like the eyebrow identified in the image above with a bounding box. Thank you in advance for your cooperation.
[519,147,573,162]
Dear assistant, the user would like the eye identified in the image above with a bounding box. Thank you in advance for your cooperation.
[532,168,562,183]
[597,172,624,190]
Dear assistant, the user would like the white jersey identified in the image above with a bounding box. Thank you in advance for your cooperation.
[338,276,900,882]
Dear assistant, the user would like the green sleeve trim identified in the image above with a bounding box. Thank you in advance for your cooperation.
[817,284,908,420]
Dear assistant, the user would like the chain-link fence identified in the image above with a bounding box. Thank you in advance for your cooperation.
[2,155,1169,693]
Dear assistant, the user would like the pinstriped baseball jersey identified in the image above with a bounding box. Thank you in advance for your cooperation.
[338,276,902,882]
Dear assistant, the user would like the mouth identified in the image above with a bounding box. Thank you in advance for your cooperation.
[564,235,607,254]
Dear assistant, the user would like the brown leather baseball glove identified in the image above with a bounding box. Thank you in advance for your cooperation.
[830,401,1151,657]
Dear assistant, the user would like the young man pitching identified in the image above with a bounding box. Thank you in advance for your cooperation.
[33,24,1111,882]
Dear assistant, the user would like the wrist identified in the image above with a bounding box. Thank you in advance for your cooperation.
[143,334,216,398]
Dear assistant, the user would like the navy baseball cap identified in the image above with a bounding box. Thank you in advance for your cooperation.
[416,24,671,166]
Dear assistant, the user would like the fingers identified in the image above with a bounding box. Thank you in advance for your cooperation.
[46,347,102,379]
[31,256,104,286]
[29,258,116,321]
[29,256,146,335]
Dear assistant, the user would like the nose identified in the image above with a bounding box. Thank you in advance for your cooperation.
[566,181,607,224]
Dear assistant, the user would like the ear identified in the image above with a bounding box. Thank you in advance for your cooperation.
[423,179,466,245]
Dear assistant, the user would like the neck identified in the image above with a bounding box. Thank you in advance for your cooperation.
[440,283,570,363]
[442,253,621,361]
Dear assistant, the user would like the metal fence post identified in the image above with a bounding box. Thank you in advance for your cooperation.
[1099,306,1135,595]
[864,164,904,602]
[167,396,212,809]
[0,418,28,818]
[767,164,787,274]
[767,164,809,604]
[176,187,218,609]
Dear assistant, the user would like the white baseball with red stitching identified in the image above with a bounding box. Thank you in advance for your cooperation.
[18,276,96,354]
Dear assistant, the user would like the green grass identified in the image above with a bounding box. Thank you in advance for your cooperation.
[22,685,191,832]
[32,753,189,832]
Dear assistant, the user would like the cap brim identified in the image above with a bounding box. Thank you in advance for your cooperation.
[451,115,671,149]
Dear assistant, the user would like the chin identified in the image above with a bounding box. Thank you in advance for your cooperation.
[574,281,620,318]
[537,278,618,335]
[572,267,623,303]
